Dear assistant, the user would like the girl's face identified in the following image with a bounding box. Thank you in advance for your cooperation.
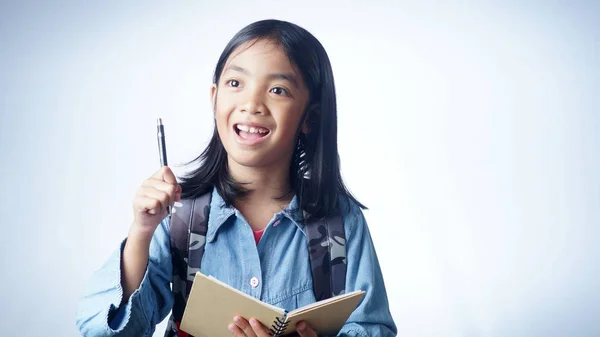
[212,39,310,171]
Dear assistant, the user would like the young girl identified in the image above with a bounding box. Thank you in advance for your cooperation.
[76,19,397,337]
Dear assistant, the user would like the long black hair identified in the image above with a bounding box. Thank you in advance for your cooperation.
[179,19,365,221]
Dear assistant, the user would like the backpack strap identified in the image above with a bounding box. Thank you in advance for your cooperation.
[166,192,211,337]
[306,212,347,301]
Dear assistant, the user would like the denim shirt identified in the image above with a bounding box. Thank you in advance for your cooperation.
[76,188,397,336]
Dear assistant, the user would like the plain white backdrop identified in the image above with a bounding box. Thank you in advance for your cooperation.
[1,1,598,336]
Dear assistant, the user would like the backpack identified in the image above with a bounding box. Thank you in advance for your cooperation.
[163,192,347,337]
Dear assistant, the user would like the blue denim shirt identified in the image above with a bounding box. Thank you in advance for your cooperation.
[76,188,397,336]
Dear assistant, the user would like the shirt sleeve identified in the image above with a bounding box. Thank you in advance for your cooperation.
[75,217,174,337]
[337,205,398,337]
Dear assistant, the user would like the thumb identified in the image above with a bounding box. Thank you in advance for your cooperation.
[153,166,177,184]
[296,321,317,337]
[162,166,178,184]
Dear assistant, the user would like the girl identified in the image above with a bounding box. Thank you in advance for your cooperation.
[76,19,397,337]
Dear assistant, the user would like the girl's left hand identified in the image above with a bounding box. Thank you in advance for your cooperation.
[229,316,317,337]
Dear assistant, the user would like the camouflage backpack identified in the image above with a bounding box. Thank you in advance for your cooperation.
[164,192,347,337]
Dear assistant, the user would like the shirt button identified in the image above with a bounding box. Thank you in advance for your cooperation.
[250,277,260,288]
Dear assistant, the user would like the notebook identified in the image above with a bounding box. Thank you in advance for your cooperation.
[180,272,365,337]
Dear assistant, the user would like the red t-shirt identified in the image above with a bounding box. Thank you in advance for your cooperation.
[253,228,265,245]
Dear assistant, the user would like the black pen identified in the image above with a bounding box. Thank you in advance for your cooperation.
[157,118,171,215]
[157,118,168,167]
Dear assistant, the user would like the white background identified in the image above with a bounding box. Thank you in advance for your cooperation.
[1,1,599,336]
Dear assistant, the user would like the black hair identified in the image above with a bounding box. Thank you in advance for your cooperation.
[179,19,365,221]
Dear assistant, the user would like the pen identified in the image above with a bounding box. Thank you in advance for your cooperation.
[157,118,171,215]
[157,118,168,167]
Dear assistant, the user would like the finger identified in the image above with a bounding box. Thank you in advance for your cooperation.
[233,316,257,337]
[150,166,167,180]
[137,187,171,211]
[170,184,182,202]
[174,188,182,202]
[228,323,245,336]
[171,183,181,201]
[143,179,178,203]
[133,196,163,215]
[162,166,178,185]
[143,177,178,192]
[151,166,178,185]
[249,318,272,337]
[142,177,172,187]
[296,321,317,337]
[143,179,180,204]
[138,187,170,212]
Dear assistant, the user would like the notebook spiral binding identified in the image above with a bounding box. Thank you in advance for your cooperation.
[268,311,290,336]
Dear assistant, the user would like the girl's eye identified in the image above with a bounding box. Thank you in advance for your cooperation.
[270,87,289,96]
[227,80,240,87]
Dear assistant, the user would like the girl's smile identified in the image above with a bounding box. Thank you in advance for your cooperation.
[233,122,271,146]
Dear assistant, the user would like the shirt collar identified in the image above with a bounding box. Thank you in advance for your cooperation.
[206,187,306,242]
[206,188,234,243]
[281,194,306,233]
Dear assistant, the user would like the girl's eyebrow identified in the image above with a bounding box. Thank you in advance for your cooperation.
[224,64,299,88]
[225,64,250,75]
[267,72,299,88]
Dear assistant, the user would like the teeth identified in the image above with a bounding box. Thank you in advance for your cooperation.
[236,124,269,134]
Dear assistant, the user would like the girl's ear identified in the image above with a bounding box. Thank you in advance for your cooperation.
[301,121,310,134]
[301,104,319,135]
[210,84,217,116]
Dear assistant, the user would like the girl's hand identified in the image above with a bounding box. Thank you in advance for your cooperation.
[294,321,317,337]
[228,316,270,337]
[228,317,317,337]
[131,166,181,237]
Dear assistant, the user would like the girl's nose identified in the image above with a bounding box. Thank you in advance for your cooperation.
[239,90,266,115]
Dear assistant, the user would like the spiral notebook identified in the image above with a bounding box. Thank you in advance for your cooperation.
[180,272,365,337]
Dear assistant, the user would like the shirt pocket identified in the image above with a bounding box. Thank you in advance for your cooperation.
[266,283,315,311]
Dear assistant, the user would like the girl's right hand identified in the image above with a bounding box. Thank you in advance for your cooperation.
[131,166,181,236]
